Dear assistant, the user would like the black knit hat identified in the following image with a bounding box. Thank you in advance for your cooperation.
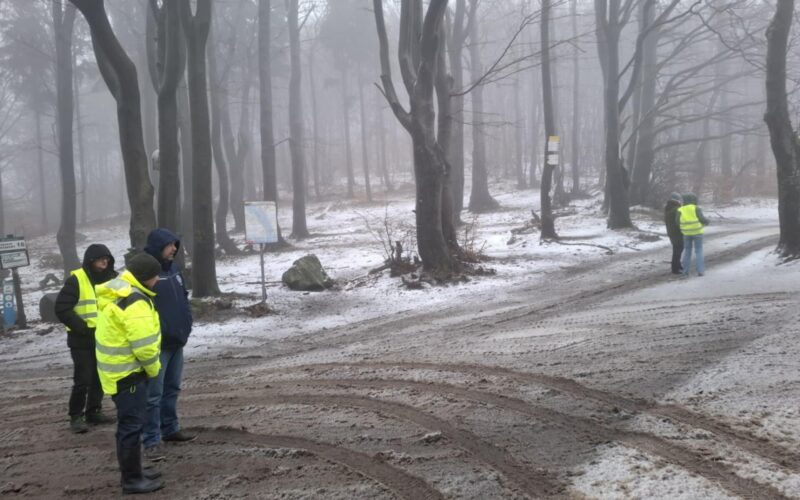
[127,253,161,284]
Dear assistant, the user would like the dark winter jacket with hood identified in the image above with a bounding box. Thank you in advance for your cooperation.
[144,228,193,350]
[55,244,117,350]
[664,200,683,245]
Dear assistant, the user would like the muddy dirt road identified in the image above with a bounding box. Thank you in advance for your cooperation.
[2,224,798,499]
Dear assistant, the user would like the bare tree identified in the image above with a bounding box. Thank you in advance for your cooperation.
[208,28,240,255]
[70,0,156,249]
[446,0,468,220]
[147,0,184,232]
[52,0,80,272]
[179,0,219,296]
[569,0,581,195]
[764,0,800,259]
[287,0,308,238]
[467,0,498,212]
[307,34,321,199]
[258,0,283,242]
[539,0,557,239]
[373,0,459,274]
[220,4,253,233]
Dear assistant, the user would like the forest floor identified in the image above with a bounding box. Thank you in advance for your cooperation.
[0,182,798,499]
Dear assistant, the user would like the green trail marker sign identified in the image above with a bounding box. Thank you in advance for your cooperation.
[0,236,28,328]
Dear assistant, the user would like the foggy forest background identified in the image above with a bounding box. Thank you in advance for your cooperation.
[0,0,798,296]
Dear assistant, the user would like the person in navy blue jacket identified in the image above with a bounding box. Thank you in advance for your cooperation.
[141,228,196,461]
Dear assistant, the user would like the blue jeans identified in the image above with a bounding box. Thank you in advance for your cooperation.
[143,347,183,448]
[681,234,705,275]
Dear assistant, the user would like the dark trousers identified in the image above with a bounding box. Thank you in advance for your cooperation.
[68,348,104,418]
[111,372,148,450]
[671,241,684,274]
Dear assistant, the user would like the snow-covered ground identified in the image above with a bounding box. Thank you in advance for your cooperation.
[5,182,747,359]
[2,182,796,499]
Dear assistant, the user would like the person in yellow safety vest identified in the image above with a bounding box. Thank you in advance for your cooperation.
[55,244,118,434]
[95,253,165,494]
[677,192,710,277]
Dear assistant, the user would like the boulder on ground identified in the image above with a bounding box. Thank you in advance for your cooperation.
[281,254,334,291]
[39,293,60,323]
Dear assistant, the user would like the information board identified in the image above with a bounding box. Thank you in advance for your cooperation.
[244,202,279,244]
[1,251,29,269]
[0,237,28,270]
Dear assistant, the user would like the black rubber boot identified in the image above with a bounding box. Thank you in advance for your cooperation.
[143,466,162,480]
[121,466,161,484]
[118,445,164,494]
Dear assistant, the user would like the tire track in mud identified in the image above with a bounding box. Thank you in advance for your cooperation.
[0,432,109,458]
[490,234,779,327]
[276,362,800,475]
[194,394,564,498]
[194,379,789,500]
[0,230,776,379]
[190,427,444,500]
[209,232,780,371]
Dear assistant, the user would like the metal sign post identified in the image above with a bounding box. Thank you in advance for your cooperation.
[0,236,29,329]
[11,268,26,328]
[244,202,279,303]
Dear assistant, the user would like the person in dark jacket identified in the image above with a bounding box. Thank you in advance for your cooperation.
[55,244,118,433]
[142,228,195,460]
[664,192,683,275]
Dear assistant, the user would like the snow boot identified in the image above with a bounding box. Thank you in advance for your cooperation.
[86,411,115,425]
[118,445,164,494]
[69,416,88,434]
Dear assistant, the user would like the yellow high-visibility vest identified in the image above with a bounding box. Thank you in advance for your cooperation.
[69,268,98,330]
[678,205,704,236]
[94,271,161,395]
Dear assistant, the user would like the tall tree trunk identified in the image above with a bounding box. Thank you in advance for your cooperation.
[35,111,48,233]
[258,0,283,243]
[435,22,458,253]
[514,78,525,189]
[358,78,373,202]
[447,0,467,220]
[178,80,194,254]
[630,5,658,206]
[569,0,581,195]
[208,30,239,255]
[692,90,720,194]
[595,0,633,229]
[73,57,87,226]
[376,89,393,191]
[70,0,156,249]
[53,0,80,273]
[307,40,321,199]
[340,66,355,198]
[540,0,557,239]
[529,81,540,188]
[287,0,309,238]
[180,0,219,296]
[717,59,733,203]
[147,0,184,233]
[467,0,497,212]
[373,0,456,274]
[222,73,251,233]
[764,0,800,258]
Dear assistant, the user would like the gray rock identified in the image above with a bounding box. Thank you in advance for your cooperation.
[281,254,334,291]
[39,293,60,323]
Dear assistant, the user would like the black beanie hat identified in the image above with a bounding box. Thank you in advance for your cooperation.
[127,253,161,284]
